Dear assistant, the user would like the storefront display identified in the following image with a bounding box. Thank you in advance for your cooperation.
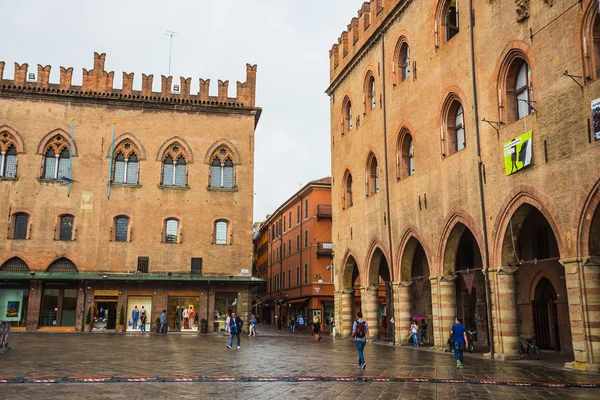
[0,289,28,327]
[214,293,237,331]
[323,301,334,329]
[40,285,77,327]
[92,290,118,330]
[168,296,199,332]
[126,296,152,332]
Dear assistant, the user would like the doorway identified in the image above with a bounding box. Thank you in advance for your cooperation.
[533,277,560,351]
[168,296,199,332]
[93,301,117,330]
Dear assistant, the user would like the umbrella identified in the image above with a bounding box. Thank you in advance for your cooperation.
[413,314,427,321]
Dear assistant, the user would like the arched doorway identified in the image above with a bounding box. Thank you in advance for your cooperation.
[443,223,489,348]
[589,201,600,258]
[341,255,361,337]
[366,247,392,339]
[532,277,560,350]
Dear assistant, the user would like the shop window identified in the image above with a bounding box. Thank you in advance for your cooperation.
[46,257,78,273]
[366,153,379,196]
[161,144,188,187]
[209,146,236,189]
[1,145,17,179]
[137,256,149,273]
[215,220,229,245]
[191,257,203,275]
[42,134,71,180]
[112,139,140,184]
[40,286,77,326]
[442,96,466,156]
[397,129,415,179]
[342,170,353,209]
[0,257,29,271]
[58,215,74,241]
[342,97,353,134]
[114,216,130,242]
[164,219,179,244]
[0,287,29,327]
[11,212,29,240]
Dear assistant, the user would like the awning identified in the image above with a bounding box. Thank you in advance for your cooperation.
[0,271,264,283]
[287,297,309,304]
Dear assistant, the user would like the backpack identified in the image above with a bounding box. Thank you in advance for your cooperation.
[355,320,366,338]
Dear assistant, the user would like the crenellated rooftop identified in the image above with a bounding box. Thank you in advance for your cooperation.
[0,52,258,109]
[329,0,409,86]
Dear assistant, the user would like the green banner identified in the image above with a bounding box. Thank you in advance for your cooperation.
[504,131,532,176]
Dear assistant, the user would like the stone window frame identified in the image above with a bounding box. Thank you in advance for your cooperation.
[396,127,415,180]
[163,217,181,244]
[208,145,237,190]
[435,0,460,48]
[111,139,141,186]
[213,219,231,245]
[342,169,354,210]
[363,70,377,115]
[0,129,22,180]
[497,47,535,125]
[112,215,131,242]
[9,212,31,240]
[40,133,72,181]
[440,93,467,157]
[393,35,411,84]
[365,152,379,197]
[160,143,189,188]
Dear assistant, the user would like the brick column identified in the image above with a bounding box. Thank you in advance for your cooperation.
[237,286,251,334]
[340,289,353,337]
[431,275,456,350]
[26,280,42,331]
[563,258,600,372]
[75,282,85,332]
[361,285,378,338]
[333,290,342,338]
[490,266,519,360]
[393,281,411,344]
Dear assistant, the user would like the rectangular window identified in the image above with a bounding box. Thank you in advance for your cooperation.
[304,264,308,284]
[137,256,149,273]
[282,271,286,288]
[296,235,300,251]
[14,215,28,240]
[288,240,291,254]
[126,162,138,184]
[288,211,292,228]
[283,244,286,258]
[296,266,300,286]
[304,199,309,219]
[283,216,286,232]
[215,222,228,245]
[191,258,203,275]
[57,157,70,179]
[297,205,300,223]
[44,157,56,180]
[304,230,308,248]
[114,161,126,183]
[288,269,291,287]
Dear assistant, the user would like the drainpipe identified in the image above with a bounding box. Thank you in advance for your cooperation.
[298,195,303,316]
[468,0,494,358]
[380,33,396,345]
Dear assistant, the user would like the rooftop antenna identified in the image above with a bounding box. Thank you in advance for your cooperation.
[164,30,179,76]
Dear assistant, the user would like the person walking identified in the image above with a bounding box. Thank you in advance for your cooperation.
[227,312,243,349]
[289,315,296,333]
[450,317,469,368]
[225,311,231,336]
[297,315,304,333]
[277,315,283,333]
[350,312,370,369]
[248,314,257,336]
[159,310,168,334]
[139,309,147,334]
[410,320,419,347]
[330,316,335,337]
[420,319,429,345]
[312,316,321,342]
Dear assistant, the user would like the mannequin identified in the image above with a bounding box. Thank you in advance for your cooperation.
[182,306,190,330]
[188,306,196,329]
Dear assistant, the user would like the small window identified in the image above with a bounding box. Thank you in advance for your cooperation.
[515,62,532,120]
[304,199,309,219]
[59,215,74,241]
[115,216,129,242]
[304,264,308,284]
[455,104,465,152]
[297,205,301,223]
[162,149,187,187]
[368,76,376,110]
[397,130,415,179]
[288,239,291,255]
[367,154,379,196]
[400,43,410,81]
[296,266,300,286]
[343,170,353,209]
[342,97,352,134]
[288,211,292,229]
[165,219,179,244]
[209,146,236,189]
[215,220,228,245]
[282,271,286,289]
[446,0,459,41]
[191,258,203,275]
[12,213,29,240]
[442,97,466,156]
[137,256,149,273]
[283,216,287,232]
[304,230,308,248]
[1,145,18,178]
[296,235,300,251]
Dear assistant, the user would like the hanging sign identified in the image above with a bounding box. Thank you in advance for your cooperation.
[415,280,424,298]
[463,273,476,295]
[591,97,600,141]
[504,131,532,176]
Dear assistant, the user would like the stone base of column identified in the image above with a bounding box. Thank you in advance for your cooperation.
[565,361,600,373]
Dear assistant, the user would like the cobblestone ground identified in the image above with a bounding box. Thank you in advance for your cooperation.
[1,326,599,399]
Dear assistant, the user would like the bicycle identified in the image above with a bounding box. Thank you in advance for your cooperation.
[520,337,540,360]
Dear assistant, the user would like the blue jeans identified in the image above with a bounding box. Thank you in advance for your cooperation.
[421,329,427,342]
[413,332,418,346]
[454,341,464,363]
[160,323,167,333]
[355,341,366,365]
[229,332,240,347]
[132,317,138,329]
[140,321,146,333]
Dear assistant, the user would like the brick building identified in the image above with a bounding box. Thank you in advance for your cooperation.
[0,52,262,333]
[255,178,334,331]
[328,0,600,371]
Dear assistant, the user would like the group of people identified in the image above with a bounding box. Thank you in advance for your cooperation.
[408,319,429,347]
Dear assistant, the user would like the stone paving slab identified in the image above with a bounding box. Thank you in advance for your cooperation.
[1,331,599,399]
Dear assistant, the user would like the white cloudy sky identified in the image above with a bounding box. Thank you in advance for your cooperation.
[1,0,362,221]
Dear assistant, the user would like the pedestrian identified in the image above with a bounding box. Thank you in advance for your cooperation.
[420,319,429,345]
[139,308,147,334]
[330,315,336,337]
[450,317,469,368]
[350,312,370,369]
[248,314,257,336]
[312,316,321,342]
[297,315,304,333]
[225,311,231,336]
[227,312,243,349]
[277,315,283,333]
[410,320,419,347]
[159,309,167,334]
[290,315,295,333]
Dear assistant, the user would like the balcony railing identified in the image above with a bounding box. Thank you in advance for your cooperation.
[317,242,333,258]
[317,204,332,220]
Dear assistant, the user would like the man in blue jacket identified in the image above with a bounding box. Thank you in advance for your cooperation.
[450,317,469,368]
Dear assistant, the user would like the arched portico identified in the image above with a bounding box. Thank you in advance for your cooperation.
[338,252,361,337]
[364,244,392,339]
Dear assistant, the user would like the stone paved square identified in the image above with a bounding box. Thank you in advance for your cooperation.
[1,328,600,399]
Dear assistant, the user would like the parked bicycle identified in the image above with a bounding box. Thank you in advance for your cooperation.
[520,337,540,360]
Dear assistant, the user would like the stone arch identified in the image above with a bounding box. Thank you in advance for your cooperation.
[341,250,360,290]
[396,227,433,281]
[365,241,392,287]
[581,0,600,81]
[575,172,600,258]
[437,208,486,276]
[36,128,78,156]
[155,136,194,164]
[203,138,242,165]
[46,257,79,273]
[492,185,566,267]
[0,124,26,153]
[0,256,30,271]
[105,132,147,160]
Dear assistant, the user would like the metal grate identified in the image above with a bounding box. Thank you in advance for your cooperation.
[0,257,30,271]
[137,256,149,273]
[191,258,203,275]
[47,257,78,273]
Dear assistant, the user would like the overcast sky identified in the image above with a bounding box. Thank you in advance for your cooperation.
[1,0,362,221]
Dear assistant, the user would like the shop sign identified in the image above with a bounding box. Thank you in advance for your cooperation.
[592,97,600,141]
[463,273,476,295]
[94,290,118,296]
[503,131,532,176]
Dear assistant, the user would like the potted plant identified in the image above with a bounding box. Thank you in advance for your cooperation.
[117,305,125,333]
[200,318,208,334]
[155,317,161,333]
[84,306,92,332]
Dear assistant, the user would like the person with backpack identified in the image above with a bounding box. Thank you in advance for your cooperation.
[349,312,370,369]
[227,312,243,349]
[450,317,469,368]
